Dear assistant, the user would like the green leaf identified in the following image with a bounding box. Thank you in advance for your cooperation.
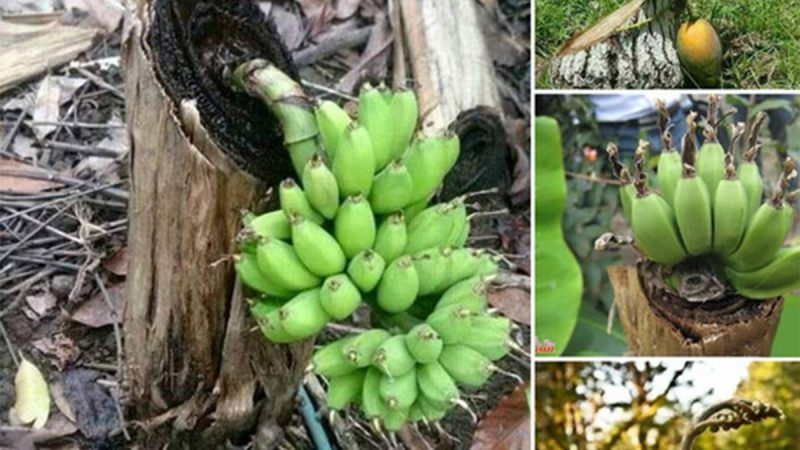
[771,294,800,357]
[535,117,583,357]
[563,301,628,356]
[748,98,794,118]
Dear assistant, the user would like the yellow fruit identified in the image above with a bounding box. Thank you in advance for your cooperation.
[676,19,722,88]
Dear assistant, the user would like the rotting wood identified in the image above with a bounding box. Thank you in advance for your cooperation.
[122,1,312,447]
[549,0,683,89]
[609,265,783,356]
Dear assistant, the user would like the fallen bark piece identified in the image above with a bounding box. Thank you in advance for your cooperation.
[0,25,97,94]
[610,264,783,356]
[549,0,683,89]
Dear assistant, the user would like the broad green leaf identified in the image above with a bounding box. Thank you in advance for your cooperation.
[771,294,800,357]
[535,117,583,357]
[14,353,50,429]
[563,301,628,356]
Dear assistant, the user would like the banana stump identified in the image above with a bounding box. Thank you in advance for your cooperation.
[122,1,313,447]
[609,265,783,356]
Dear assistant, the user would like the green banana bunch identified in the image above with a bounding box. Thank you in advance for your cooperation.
[607,97,799,302]
[230,62,520,431]
[307,274,514,431]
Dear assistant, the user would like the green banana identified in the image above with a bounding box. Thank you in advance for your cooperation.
[445,198,468,247]
[439,344,493,387]
[319,274,362,320]
[335,194,376,258]
[342,329,391,368]
[358,84,393,171]
[279,178,323,224]
[738,161,763,223]
[458,316,511,361]
[362,367,388,419]
[370,160,414,214]
[279,288,329,339]
[726,202,793,271]
[244,210,290,240]
[234,252,293,298]
[381,407,409,432]
[630,190,688,266]
[387,89,419,163]
[372,334,415,377]
[301,154,339,219]
[315,100,352,160]
[404,134,460,204]
[252,308,295,343]
[436,275,489,313]
[696,95,726,204]
[312,338,358,377]
[374,212,408,264]
[377,255,420,313]
[248,297,284,316]
[404,324,443,363]
[405,203,456,254]
[440,249,486,288]
[347,249,386,293]
[696,142,726,204]
[724,246,800,299]
[426,305,474,344]
[403,193,433,224]
[673,173,713,255]
[256,238,321,291]
[413,247,450,295]
[713,158,748,255]
[416,395,448,422]
[620,182,636,221]
[657,149,683,208]
[379,369,418,409]
[327,369,366,410]
[290,214,346,277]
[333,124,376,197]
[416,361,459,409]
[408,403,426,423]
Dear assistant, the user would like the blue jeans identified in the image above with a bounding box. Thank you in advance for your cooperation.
[599,107,699,156]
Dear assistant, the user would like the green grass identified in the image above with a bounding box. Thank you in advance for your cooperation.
[535,0,800,88]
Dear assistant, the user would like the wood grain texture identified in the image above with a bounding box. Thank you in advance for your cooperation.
[0,24,97,94]
[550,0,682,89]
[398,0,502,132]
[122,5,312,447]
[610,265,783,356]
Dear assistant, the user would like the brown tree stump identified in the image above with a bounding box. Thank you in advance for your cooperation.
[609,265,783,356]
[122,1,312,447]
[550,0,683,89]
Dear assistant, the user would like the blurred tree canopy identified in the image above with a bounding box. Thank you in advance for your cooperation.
[535,362,796,449]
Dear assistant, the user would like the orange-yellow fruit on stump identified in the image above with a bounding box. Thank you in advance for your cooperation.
[677,19,722,87]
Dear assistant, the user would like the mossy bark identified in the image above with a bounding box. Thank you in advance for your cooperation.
[550,0,683,89]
